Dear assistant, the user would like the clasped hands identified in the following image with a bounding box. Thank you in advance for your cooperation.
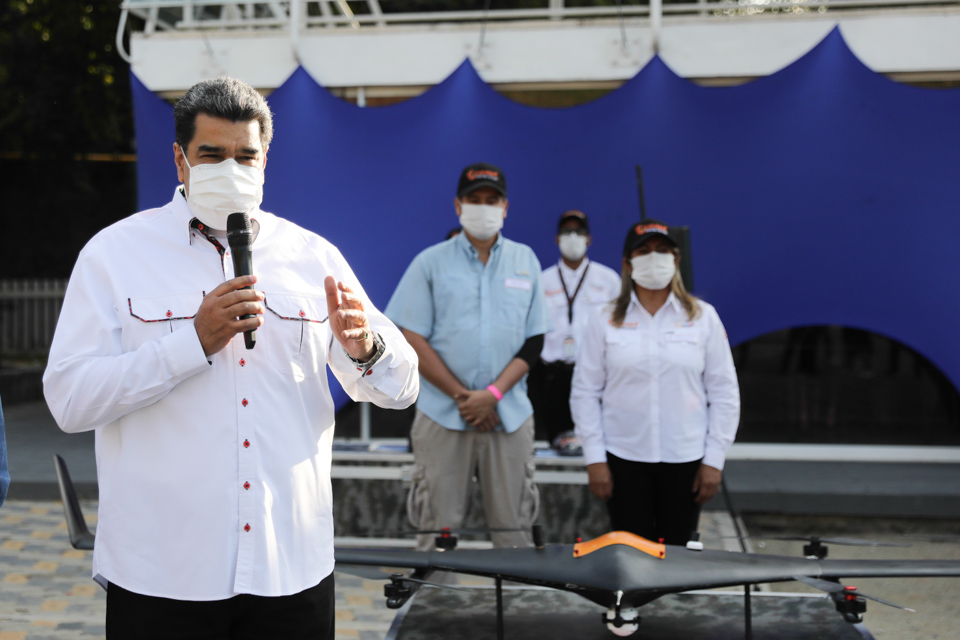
[455,388,501,432]
[193,274,375,361]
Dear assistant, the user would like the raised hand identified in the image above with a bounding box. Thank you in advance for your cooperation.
[325,275,375,362]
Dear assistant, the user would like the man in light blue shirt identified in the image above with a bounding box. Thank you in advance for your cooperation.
[0,393,9,507]
[386,163,550,549]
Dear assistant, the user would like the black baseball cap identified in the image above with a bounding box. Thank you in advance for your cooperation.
[558,210,589,233]
[623,219,679,256]
[457,163,507,198]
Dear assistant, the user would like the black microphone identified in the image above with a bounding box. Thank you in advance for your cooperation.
[227,212,257,350]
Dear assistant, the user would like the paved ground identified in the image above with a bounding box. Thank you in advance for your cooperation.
[5,400,960,638]
[0,499,400,640]
[0,503,749,640]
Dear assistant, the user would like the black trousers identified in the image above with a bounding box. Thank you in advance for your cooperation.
[527,359,575,444]
[106,573,335,640]
[605,453,702,546]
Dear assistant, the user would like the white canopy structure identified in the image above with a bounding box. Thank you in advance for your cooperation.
[119,0,960,98]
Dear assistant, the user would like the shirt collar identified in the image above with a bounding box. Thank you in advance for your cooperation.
[173,186,275,246]
[558,257,589,279]
[629,289,683,315]
[454,229,503,258]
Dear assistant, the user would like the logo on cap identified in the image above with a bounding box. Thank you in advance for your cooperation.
[635,223,668,235]
[467,169,500,182]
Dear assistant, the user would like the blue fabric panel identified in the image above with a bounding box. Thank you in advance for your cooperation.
[132,27,960,405]
[131,71,178,211]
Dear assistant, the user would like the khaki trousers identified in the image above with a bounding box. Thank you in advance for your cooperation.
[407,410,539,550]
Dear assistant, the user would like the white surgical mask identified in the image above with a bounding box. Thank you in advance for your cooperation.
[459,203,504,241]
[182,155,264,230]
[558,233,588,261]
[630,252,676,290]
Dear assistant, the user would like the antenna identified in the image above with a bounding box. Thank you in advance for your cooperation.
[635,165,647,220]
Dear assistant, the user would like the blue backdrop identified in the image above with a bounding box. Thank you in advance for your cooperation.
[132,27,960,408]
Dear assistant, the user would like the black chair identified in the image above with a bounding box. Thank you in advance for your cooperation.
[53,454,95,550]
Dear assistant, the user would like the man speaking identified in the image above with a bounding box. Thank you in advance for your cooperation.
[43,77,419,639]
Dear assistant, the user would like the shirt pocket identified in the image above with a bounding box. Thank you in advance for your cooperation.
[497,276,534,329]
[663,327,705,372]
[602,324,642,366]
[262,292,329,380]
[125,293,203,349]
[665,328,700,346]
[432,275,476,329]
[585,286,616,306]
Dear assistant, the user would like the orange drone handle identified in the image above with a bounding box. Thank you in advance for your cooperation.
[573,531,666,559]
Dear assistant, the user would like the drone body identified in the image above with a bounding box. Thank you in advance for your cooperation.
[336,531,960,635]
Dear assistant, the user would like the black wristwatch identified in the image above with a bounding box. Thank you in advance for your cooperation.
[344,332,386,373]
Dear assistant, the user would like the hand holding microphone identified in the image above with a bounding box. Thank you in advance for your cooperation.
[193,213,262,356]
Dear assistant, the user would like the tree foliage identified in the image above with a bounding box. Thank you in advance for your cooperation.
[1,0,136,278]
[0,0,133,155]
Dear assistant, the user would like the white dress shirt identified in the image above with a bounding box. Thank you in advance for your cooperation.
[570,291,740,470]
[540,258,621,364]
[43,189,419,600]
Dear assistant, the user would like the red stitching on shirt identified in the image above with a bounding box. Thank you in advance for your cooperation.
[128,298,196,323]
[264,299,328,324]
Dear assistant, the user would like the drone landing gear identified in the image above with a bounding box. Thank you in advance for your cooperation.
[832,586,868,624]
[602,591,640,637]
[385,573,416,609]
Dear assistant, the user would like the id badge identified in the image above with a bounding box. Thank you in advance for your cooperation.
[562,335,576,359]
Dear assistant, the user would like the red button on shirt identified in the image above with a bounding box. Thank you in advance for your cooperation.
[239,359,246,366]
[299,310,305,318]
[241,398,248,407]
[243,482,250,490]
[165,310,172,318]
[243,439,250,448]
[244,524,251,532]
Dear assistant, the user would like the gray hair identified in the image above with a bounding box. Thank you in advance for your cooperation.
[174,77,274,152]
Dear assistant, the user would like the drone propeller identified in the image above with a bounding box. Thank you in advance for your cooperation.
[336,564,400,580]
[793,576,916,612]
[402,527,525,535]
[389,573,476,592]
[772,536,909,548]
[724,534,909,548]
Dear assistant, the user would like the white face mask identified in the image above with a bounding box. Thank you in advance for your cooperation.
[630,252,676,290]
[459,203,504,241]
[558,233,588,261]
[182,155,264,230]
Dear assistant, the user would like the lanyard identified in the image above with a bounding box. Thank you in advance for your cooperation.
[557,261,590,325]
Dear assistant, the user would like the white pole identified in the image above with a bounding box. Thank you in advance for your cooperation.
[650,0,662,54]
[359,403,372,441]
[290,0,302,63]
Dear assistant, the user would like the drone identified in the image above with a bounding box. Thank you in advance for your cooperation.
[334,525,960,638]
[54,455,960,639]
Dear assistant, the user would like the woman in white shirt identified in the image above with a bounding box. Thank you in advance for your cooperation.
[570,220,740,545]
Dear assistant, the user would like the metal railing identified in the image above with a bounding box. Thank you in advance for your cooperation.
[0,279,67,360]
[117,0,960,61]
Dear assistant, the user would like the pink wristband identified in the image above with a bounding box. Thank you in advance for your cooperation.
[486,384,503,402]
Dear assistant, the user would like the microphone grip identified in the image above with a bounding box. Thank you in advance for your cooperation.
[231,247,257,350]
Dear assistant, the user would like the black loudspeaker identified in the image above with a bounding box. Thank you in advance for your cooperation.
[671,225,694,293]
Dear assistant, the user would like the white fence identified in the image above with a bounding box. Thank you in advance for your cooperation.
[0,279,68,359]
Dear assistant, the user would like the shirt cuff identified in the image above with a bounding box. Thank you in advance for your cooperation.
[353,339,406,401]
[701,448,726,471]
[581,440,608,466]
[160,324,212,380]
